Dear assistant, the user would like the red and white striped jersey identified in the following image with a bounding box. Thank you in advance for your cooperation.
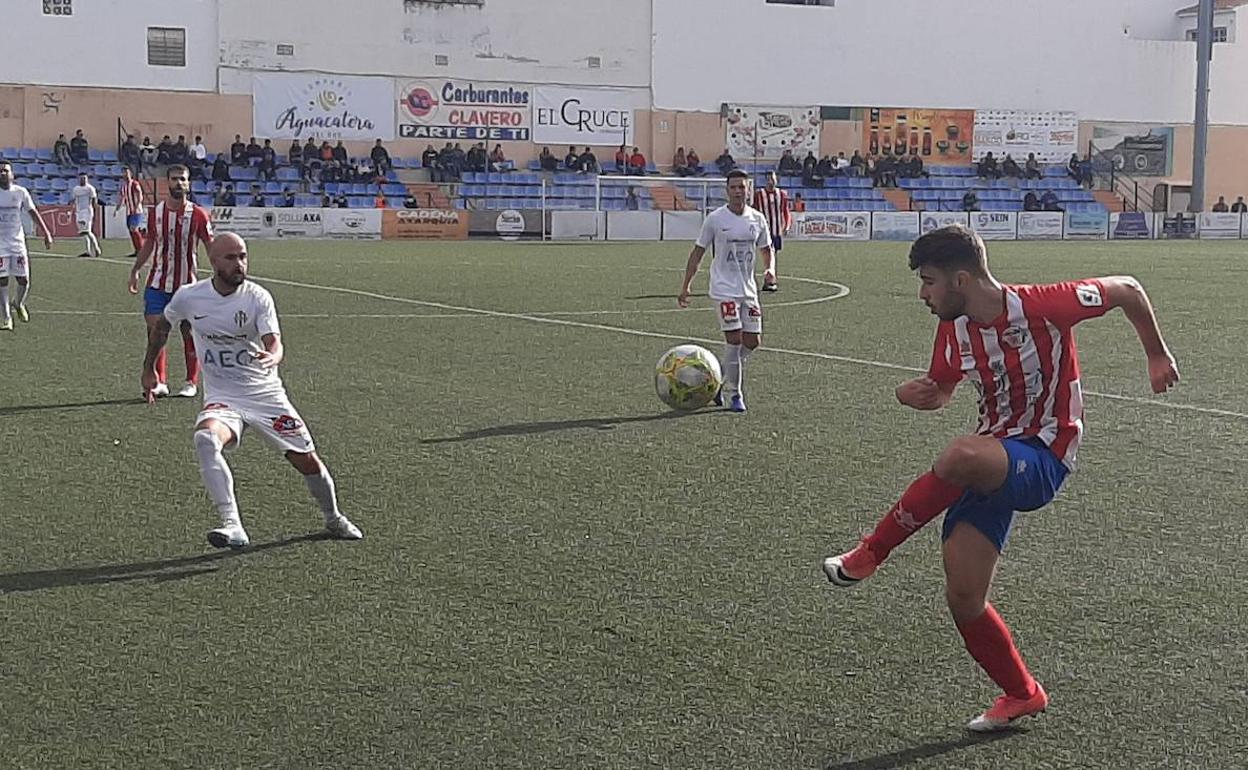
[121,179,144,216]
[752,186,790,236]
[927,281,1111,468]
[145,200,213,293]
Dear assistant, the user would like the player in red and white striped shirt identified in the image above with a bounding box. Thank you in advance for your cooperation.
[120,167,145,257]
[126,164,214,399]
[752,171,789,292]
[823,225,1179,731]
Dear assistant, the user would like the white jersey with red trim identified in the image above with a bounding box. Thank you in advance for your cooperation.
[0,185,36,257]
[926,280,1111,468]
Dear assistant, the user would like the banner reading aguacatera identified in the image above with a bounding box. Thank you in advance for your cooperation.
[253,72,395,140]
[398,79,531,142]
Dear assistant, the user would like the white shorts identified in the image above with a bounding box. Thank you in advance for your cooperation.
[194,391,316,454]
[714,296,762,333]
[0,252,30,279]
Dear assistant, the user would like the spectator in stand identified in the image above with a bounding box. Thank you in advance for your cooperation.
[404,191,419,209]
[253,184,267,207]
[332,140,348,168]
[450,143,466,173]
[835,151,851,176]
[214,183,236,207]
[155,135,173,165]
[1001,154,1022,178]
[371,139,392,176]
[816,154,836,179]
[1078,153,1094,188]
[564,145,580,171]
[849,150,866,177]
[715,148,736,176]
[614,144,628,173]
[282,187,296,207]
[319,141,335,174]
[170,135,189,166]
[321,159,340,184]
[1040,189,1062,211]
[540,146,559,172]
[977,151,1001,180]
[374,191,387,208]
[466,142,488,173]
[577,146,599,174]
[70,129,89,164]
[245,137,263,165]
[625,186,640,210]
[437,142,456,181]
[489,144,506,172]
[121,134,142,173]
[302,138,320,178]
[1232,195,1247,213]
[961,189,980,212]
[189,135,207,175]
[1023,191,1042,211]
[422,143,438,171]
[792,191,806,212]
[1212,195,1229,212]
[802,151,824,188]
[53,134,73,166]
[140,136,158,169]
[1024,153,1042,180]
[287,139,302,169]
[628,147,647,175]
[1066,153,1082,184]
[230,134,246,165]
[686,148,702,176]
[258,139,277,181]
[211,154,231,183]
[673,147,689,176]
[905,151,929,179]
[777,149,801,178]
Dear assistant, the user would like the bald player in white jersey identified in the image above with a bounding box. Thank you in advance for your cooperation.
[141,231,363,548]
[677,168,774,412]
[0,160,54,330]
[71,173,101,258]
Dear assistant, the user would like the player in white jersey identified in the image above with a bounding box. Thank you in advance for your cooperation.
[71,173,101,259]
[677,168,774,412]
[141,232,363,548]
[0,160,54,330]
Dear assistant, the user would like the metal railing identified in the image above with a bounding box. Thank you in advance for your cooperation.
[1087,142,1156,213]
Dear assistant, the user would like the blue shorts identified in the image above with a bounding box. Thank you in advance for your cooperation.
[143,286,174,317]
[126,213,143,230]
[941,437,1069,552]
[771,234,783,252]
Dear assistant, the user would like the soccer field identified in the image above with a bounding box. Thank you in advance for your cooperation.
[2,238,1246,769]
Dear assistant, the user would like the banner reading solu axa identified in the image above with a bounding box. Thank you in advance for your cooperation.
[532,87,637,147]
[253,73,395,140]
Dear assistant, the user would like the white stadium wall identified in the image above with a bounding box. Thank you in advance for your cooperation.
[4,0,218,91]
[652,0,1248,125]
[217,0,652,88]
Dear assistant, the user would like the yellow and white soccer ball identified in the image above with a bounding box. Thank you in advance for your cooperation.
[655,344,722,411]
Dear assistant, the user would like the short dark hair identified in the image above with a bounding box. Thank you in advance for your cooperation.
[726,169,749,183]
[908,224,987,275]
[0,159,10,170]
[166,164,189,179]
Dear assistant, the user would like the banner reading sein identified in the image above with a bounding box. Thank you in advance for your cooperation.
[398,80,531,142]
[863,108,975,166]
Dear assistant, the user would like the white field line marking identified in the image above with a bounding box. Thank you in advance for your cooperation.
[35,252,1248,421]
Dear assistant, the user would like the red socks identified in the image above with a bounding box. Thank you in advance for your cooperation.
[957,603,1037,700]
[863,471,965,561]
[184,335,200,384]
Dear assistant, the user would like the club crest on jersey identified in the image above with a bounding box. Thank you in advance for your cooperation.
[1076,284,1103,307]
[272,414,304,434]
[1000,325,1029,349]
[234,310,248,328]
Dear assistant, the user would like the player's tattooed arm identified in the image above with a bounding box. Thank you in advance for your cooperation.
[1100,275,1179,393]
[677,245,706,308]
[141,317,172,402]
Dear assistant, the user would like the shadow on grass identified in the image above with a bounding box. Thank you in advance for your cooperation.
[0,397,145,416]
[0,532,331,593]
[421,409,725,444]
[623,293,676,301]
[823,730,1019,770]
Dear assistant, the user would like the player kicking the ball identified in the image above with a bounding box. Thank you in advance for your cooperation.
[823,225,1178,731]
[141,232,362,548]
[677,168,774,413]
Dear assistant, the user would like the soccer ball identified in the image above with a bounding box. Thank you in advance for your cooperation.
[655,344,722,411]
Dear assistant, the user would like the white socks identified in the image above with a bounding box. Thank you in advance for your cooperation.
[0,284,9,323]
[194,430,240,526]
[721,343,757,397]
[83,233,100,257]
[14,281,28,307]
[304,464,342,523]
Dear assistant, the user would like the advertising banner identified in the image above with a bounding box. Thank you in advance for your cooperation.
[864,108,975,165]
[381,208,469,240]
[323,208,382,240]
[1160,213,1197,239]
[253,72,395,140]
[870,211,920,241]
[724,105,820,160]
[794,212,871,241]
[1064,212,1109,240]
[1109,212,1153,239]
[1017,211,1064,240]
[969,211,1017,240]
[1089,123,1173,176]
[468,208,543,240]
[1197,212,1241,240]
[398,79,531,142]
[211,207,325,239]
[919,211,969,234]
[532,87,635,146]
[973,110,1078,163]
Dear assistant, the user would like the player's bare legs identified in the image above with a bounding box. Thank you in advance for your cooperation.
[944,522,1047,731]
[195,418,248,549]
[143,314,171,396]
[285,450,363,540]
[177,320,199,397]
